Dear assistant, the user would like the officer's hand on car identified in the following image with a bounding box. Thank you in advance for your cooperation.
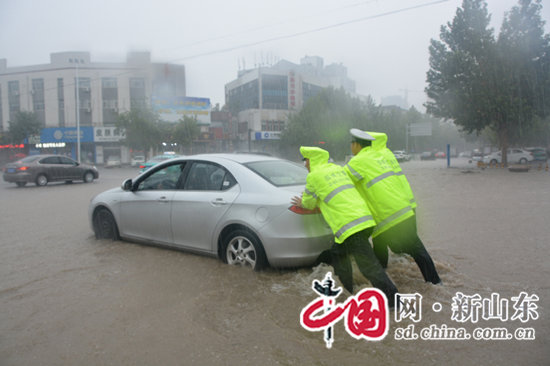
[291,195,303,207]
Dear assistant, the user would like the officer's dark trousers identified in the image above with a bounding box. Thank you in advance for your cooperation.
[372,216,441,284]
[331,228,398,307]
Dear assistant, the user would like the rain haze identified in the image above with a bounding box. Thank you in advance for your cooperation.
[2,0,549,110]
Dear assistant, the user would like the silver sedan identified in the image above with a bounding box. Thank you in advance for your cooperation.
[89,153,333,270]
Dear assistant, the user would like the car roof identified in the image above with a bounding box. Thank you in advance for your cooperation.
[180,153,281,164]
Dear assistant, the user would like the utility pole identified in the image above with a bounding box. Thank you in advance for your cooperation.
[74,59,81,163]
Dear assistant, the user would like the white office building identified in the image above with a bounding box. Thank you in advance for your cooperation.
[0,51,185,163]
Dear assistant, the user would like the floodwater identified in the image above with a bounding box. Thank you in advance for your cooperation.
[0,158,548,365]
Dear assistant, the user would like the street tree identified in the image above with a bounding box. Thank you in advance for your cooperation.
[116,107,161,157]
[426,0,550,164]
[8,111,41,144]
[173,116,201,154]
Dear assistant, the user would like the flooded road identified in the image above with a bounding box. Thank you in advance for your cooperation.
[1,159,548,365]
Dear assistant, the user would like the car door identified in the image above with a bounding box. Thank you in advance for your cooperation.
[58,156,81,179]
[118,162,186,244]
[38,156,63,181]
[170,161,240,252]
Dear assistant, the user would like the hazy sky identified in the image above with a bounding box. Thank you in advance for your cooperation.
[1,0,549,111]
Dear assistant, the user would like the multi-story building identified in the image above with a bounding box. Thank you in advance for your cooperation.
[224,55,356,153]
[0,51,185,164]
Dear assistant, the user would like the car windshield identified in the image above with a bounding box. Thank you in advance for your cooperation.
[244,160,307,187]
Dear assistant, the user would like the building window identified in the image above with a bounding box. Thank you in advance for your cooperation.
[57,78,65,127]
[102,78,117,88]
[8,81,20,120]
[261,74,288,110]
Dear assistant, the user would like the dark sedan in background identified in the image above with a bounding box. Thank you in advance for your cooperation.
[3,154,99,187]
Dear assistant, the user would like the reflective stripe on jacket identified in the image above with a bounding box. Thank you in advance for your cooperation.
[368,132,417,209]
[300,146,375,243]
[345,140,413,237]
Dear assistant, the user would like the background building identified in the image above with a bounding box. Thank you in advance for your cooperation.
[0,51,186,164]
[224,55,356,153]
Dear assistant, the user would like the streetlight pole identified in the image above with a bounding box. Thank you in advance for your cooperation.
[75,59,81,163]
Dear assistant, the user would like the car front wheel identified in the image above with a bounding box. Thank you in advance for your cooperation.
[36,174,48,186]
[84,171,95,183]
[222,229,267,271]
[93,208,120,240]
[519,158,527,164]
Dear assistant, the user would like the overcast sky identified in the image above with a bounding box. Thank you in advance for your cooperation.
[1,0,549,111]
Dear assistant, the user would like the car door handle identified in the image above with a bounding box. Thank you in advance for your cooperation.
[211,198,228,206]
[157,196,170,203]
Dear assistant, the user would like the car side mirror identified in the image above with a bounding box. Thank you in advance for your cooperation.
[122,178,133,191]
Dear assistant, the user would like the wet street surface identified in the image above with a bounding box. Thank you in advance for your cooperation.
[1,159,548,365]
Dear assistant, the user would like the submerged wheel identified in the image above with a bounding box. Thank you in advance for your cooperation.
[36,174,48,186]
[222,229,267,271]
[84,171,95,183]
[93,208,120,240]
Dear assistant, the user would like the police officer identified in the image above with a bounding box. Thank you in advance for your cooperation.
[291,146,399,305]
[345,129,441,284]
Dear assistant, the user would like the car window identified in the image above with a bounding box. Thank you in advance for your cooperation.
[136,162,186,191]
[59,156,76,165]
[245,160,307,187]
[184,162,236,191]
[20,156,40,163]
[40,156,61,164]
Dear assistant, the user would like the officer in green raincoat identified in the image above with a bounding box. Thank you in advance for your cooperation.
[345,129,441,284]
[291,146,398,305]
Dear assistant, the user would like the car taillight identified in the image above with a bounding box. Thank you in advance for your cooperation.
[17,166,28,171]
[139,165,145,169]
[289,205,321,215]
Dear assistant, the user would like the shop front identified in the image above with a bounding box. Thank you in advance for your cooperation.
[32,127,95,163]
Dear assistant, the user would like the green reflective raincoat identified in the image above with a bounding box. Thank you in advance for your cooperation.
[345,133,413,237]
[370,132,417,210]
[300,146,375,244]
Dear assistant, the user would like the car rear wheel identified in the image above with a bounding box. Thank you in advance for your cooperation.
[16,182,27,187]
[490,159,498,166]
[36,174,48,186]
[93,208,120,240]
[222,229,267,271]
[84,171,95,183]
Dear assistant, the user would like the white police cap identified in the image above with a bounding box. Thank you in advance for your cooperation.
[350,128,375,141]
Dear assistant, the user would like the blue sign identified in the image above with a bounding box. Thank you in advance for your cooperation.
[41,127,94,143]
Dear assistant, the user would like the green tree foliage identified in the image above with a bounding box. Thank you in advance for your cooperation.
[280,87,464,160]
[426,0,550,164]
[116,107,161,155]
[173,116,201,154]
[8,111,41,144]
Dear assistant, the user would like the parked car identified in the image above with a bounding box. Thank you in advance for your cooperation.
[483,148,534,165]
[139,152,180,172]
[105,155,122,168]
[393,150,411,162]
[89,153,333,270]
[420,151,436,160]
[3,154,99,187]
[130,155,146,167]
[525,147,547,162]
